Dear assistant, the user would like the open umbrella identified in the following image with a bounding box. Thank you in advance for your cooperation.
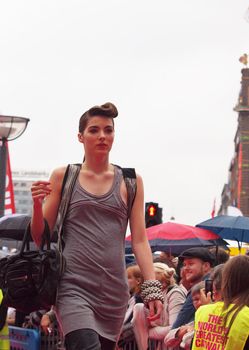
[0,214,58,243]
[0,214,31,240]
[196,215,249,244]
[125,221,227,255]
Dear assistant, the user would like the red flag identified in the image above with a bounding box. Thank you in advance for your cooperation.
[4,142,16,215]
[211,198,216,218]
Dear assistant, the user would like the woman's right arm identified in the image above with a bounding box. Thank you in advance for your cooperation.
[30,166,67,247]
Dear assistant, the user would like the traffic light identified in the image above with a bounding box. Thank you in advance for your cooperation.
[145,202,163,228]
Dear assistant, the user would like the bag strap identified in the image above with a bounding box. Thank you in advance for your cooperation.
[114,165,137,217]
[123,167,137,217]
[64,164,137,217]
[55,164,81,251]
[55,163,136,247]
[20,220,51,253]
[60,164,71,198]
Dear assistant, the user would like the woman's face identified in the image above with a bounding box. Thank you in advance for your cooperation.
[78,116,114,156]
[213,284,222,302]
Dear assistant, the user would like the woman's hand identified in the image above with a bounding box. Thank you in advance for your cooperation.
[176,325,191,340]
[31,181,51,206]
[146,299,163,323]
[40,314,52,335]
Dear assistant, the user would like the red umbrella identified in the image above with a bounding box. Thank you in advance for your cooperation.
[125,221,227,255]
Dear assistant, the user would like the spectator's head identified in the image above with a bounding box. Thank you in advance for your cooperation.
[178,247,215,285]
[191,281,205,310]
[126,264,142,295]
[153,262,175,290]
[209,247,230,266]
[222,255,249,309]
[210,263,224,302]
[153,252,177,268]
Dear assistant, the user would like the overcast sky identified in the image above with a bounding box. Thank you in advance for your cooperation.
[1,0,249,226]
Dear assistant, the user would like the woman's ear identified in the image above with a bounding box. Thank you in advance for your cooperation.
[78,133,84,143]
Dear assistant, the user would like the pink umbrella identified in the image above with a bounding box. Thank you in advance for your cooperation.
[125,221,227,255]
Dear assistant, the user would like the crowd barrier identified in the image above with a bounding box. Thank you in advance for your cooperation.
[9,325,65,350]
[40,327,65,350]
[9,326,40,350]
[120,339,162,350]
[9,326,162,350]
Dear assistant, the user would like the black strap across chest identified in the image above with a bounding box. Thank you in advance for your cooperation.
[61,164,137,217]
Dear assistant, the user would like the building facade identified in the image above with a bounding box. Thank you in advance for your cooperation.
[12,169,50,214]
[219,68,249,215]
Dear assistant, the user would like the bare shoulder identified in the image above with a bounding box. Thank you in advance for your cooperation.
[49,166,68,192]
[135,173,144,187]
[49,166,68,181]
[135,173,143,181]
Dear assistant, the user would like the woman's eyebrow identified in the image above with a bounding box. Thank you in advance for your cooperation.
[88,125,99,129]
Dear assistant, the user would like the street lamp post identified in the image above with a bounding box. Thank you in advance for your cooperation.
[0,115,30,217]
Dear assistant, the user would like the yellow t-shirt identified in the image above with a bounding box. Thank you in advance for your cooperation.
[192,301,249,350]
[0,289,10,350]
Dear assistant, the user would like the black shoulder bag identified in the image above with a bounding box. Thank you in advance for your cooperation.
[0,164,80,313]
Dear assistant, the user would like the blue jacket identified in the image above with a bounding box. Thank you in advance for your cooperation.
[172,274,211,328]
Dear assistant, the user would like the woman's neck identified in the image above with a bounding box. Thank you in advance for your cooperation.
[82,157,112,174]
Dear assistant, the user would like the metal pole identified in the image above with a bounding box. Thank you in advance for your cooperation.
[0,138,7,217]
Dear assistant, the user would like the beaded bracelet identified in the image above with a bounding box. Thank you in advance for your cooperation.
[141,280,162,291]
[144,292,164,305]
[140,280,164,306]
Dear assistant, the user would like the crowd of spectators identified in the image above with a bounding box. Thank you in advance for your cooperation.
[1,246,249,350]
[116,246,249,350]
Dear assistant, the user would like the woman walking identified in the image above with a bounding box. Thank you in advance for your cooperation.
[30,102,163,350]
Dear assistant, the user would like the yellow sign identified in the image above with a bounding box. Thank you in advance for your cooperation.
[229,246,248,256]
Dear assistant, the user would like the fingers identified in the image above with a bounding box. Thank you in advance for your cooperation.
[41,325,48,335]
[31,181,51,194]
[177,327,188,339]
[147,300,163,322]
[40,314,52,335]
[186,325,194,332]
[200,288,209,305]
[206,291,212,303]
[31,181,51,203]
[41,325,52,335]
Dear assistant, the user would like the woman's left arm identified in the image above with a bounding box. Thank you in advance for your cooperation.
[129,174,163,321]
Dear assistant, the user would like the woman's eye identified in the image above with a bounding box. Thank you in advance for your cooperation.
[89,128,98,133]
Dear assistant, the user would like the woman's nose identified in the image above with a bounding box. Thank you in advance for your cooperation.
[99,130,105,139]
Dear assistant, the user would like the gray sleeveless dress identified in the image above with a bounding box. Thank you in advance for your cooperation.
[56,166,130,341]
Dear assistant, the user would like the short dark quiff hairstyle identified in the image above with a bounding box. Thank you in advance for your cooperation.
[79,102,118,133]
